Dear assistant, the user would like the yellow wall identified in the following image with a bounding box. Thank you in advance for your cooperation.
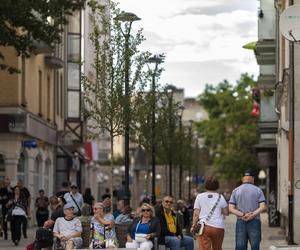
[0,47,20,106]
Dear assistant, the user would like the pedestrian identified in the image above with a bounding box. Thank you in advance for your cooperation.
[0,177,13,239]
[56,181,71,198]
[126,203,160,250]
[155,195,194,250]
[191,176,229,250]
[63,184,83,216]
[6,186,27,246]
[113,199,124,219]
[16,180,31,238]
[102,193,112,214]
[83,187,94,214]
[35,189,49,227]
[115,205,133,225]
[229,169,267,250]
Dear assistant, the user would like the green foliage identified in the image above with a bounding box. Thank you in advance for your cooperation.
[0,0,85,73]
[196,74,259,180]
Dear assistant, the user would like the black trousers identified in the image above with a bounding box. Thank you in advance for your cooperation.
[2,211,8,238]
[36,210,49,227]
[11,215,26,243]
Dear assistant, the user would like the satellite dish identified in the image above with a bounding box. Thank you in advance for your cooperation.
[280,5,300,41]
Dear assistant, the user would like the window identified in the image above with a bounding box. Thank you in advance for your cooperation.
[60,74,64,117]
[38,70,43,115]
[68,63,80,90]
[17,153,27,186]
[47,75,51,120]
[67,91,80,118]
[0,155,5,180]
[56,72,59,115]
[67,35,80,62]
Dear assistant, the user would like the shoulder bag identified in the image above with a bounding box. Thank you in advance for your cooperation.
[69,193,82,216]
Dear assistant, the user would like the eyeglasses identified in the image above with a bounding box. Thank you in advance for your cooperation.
[141,209,151,212]
[164,200,173,204]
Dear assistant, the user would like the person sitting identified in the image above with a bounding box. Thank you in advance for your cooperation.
[156,196,194,250]
[53,203,82,249]
[126,203,160,250]
[115,205,133,225]
[90,202,117,249]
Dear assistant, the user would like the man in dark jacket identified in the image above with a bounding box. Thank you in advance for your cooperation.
[155,196,194,250]
[0,177,13,239]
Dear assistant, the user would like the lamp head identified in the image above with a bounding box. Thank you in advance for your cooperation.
[115,11,141,22]
[147,54,165,64]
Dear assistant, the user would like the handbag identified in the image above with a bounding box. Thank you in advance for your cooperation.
[195,194,221,236]
[135,233,147,243]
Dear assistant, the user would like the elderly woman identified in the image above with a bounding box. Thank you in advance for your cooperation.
[126,203,160,250]
[90,202,117,249]
[191,176,229,250]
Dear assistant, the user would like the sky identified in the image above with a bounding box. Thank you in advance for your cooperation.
[119,0,259,98]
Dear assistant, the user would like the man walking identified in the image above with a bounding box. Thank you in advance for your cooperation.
[0,177,13,239]
[64,184,83,216]
[156,195,194,250]
[229,170,267,250]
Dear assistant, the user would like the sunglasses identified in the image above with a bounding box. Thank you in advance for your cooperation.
[141,208,151,212]
[164,200,173,204]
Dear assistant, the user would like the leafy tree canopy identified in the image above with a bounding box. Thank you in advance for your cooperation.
[0,0,85,73]
[196,73,259,180]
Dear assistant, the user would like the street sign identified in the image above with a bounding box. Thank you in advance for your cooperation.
[280,5,300,41]
[22,139,37,148]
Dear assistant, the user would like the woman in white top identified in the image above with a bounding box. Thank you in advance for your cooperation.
[191,176,229,250]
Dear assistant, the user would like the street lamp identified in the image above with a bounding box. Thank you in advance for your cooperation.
[188,119,194,200]
[115,11,141,206]
[177,105,185,199]
[146,54,165,205]
[165,84,176,196]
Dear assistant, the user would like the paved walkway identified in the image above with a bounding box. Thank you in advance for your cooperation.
[0,213,290,250]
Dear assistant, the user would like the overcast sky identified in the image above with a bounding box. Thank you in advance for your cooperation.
[119,0,259,98]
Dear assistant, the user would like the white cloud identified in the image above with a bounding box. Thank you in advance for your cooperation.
[118,0,259,97]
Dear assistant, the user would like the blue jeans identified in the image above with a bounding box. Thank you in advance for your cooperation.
[165,235,194,250]
[235,219,261,250]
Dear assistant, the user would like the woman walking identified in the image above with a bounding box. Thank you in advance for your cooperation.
[191,176,229,250]
[6,186,27,246]
[126,203,160,250]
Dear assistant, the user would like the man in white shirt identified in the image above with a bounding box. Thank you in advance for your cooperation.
[53,203,82,249]
[63,184,83,216]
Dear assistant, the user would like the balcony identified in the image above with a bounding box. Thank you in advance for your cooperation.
[257,74,276,88]
[255,39,275,65]
[258,121,278,134]
[31,41,53,55]
[45,55,64,69]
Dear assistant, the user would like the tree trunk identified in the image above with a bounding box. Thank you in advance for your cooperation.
[110,132,114,204]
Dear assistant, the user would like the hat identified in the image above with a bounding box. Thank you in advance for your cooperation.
[243,169,254,177]
[64,203,75,210]
[70,183,78,188]
[102,194,111,200]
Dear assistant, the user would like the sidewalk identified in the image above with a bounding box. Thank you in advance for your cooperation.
[0,213,288,250]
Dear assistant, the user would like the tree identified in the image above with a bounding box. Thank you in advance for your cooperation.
[0,0,85,73]
[197,74,259,180]
[81,0,149,197]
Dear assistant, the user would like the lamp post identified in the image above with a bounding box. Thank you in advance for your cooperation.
[188,120,194,200]
[146,54,164,205]
[115,11,141,206]
[178,105,185,199]
[166,84,176,196]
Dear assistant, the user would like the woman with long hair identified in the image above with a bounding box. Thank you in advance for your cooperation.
[90,202,117,249]
[6,186,27,246]
[126,203,160,250]
[191,176,229,250]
